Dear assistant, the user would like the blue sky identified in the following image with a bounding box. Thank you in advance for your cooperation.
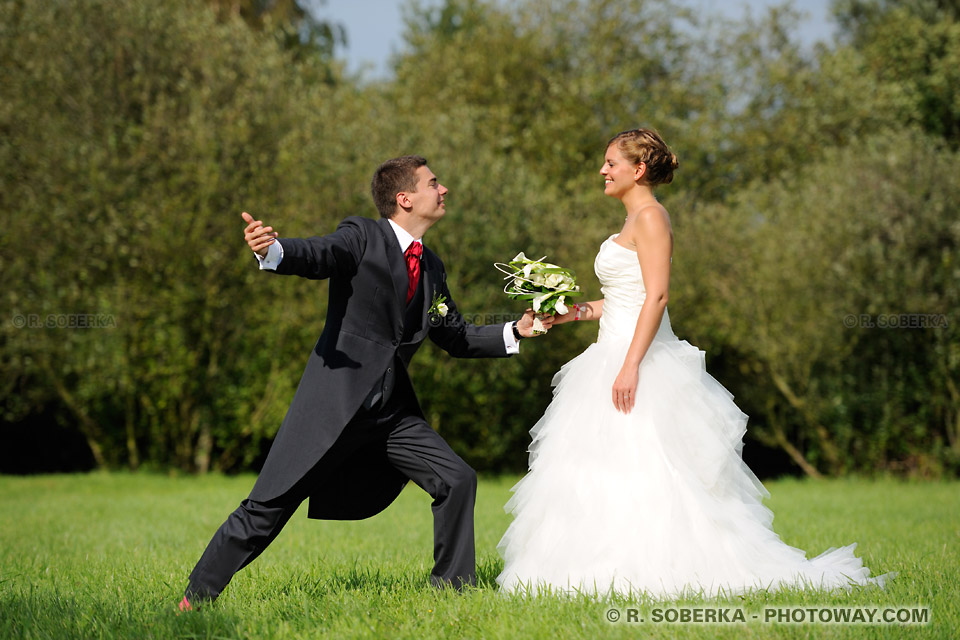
[305,0,836,78]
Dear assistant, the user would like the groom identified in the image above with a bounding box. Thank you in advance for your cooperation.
[181,155,548,609]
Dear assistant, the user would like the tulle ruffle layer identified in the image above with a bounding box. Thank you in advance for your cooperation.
[496,335,889,598]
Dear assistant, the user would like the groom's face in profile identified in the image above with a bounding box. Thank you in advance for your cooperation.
[403,165,448,222]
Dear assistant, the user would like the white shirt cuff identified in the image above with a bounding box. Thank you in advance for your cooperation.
[503,322,520,354]
[255,241,283,270]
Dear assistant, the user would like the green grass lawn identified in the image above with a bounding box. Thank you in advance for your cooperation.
[0,473,956,639]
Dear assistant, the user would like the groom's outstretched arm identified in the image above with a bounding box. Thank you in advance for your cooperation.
[428,282,508,358]
[241,212,366,280]
[429,281,551,359]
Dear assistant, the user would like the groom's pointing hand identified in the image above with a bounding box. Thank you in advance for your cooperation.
[242,211,278,257]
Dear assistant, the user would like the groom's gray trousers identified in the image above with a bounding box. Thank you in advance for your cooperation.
[184,384,478,601]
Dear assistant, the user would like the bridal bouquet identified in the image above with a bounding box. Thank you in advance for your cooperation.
[494,252,582,334]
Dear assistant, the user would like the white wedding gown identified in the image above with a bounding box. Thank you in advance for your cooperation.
[496,235,889,598]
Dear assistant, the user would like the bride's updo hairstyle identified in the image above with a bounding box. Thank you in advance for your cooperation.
[608,128,678,187]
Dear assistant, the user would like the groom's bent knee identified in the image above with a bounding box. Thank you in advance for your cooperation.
[448,463,477,497]
[231,499,294,542]
[431,461,476,503]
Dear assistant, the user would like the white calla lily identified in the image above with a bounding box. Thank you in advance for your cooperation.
[532,293,550,312]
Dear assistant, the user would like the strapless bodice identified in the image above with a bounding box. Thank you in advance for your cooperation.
[594,235,674,343]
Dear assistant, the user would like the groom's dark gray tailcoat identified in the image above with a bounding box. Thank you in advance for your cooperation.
[248,215,509,519]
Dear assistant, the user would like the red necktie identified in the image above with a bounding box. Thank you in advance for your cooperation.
[405,241,423,304]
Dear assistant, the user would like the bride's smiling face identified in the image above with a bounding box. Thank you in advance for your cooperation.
[600,143,644,199]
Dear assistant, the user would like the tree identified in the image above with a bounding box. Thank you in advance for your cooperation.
[0,0,361,471]
[205,0,346,64]
[678,131,960,476]
[3,0,957,478]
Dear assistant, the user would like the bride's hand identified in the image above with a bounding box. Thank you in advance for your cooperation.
[612,367,638,414]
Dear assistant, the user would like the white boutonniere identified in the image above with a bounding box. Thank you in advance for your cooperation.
[428,291,448,327]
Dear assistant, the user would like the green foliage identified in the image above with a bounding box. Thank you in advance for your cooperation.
[1,0,958,476]
[0,0,358,471]
[676,131,960,476]
[205,0,346,65]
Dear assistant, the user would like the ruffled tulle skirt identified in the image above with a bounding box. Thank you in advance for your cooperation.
[496,334,889,598]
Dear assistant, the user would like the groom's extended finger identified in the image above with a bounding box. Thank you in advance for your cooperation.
[250,228,277,243]
[244,221,263,241]
[246,223,276,245]
[250,235,276,250]
[241,211,254,224]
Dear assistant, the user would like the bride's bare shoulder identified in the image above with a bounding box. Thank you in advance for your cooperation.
[624,203,672,246]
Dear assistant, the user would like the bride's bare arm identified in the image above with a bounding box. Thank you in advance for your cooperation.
[612,205,673,413]
[552,299,604,325]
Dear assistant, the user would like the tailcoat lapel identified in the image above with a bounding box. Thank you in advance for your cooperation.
[406,267,435,341]
[377,218,410,312]
[419,266,435,318]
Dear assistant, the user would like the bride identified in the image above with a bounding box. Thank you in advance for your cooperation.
[496,128,889,598]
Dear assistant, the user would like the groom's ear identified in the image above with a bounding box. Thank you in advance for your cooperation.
[395,191,412,211]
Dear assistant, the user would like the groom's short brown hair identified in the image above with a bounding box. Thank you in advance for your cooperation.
[371,155,428,218]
